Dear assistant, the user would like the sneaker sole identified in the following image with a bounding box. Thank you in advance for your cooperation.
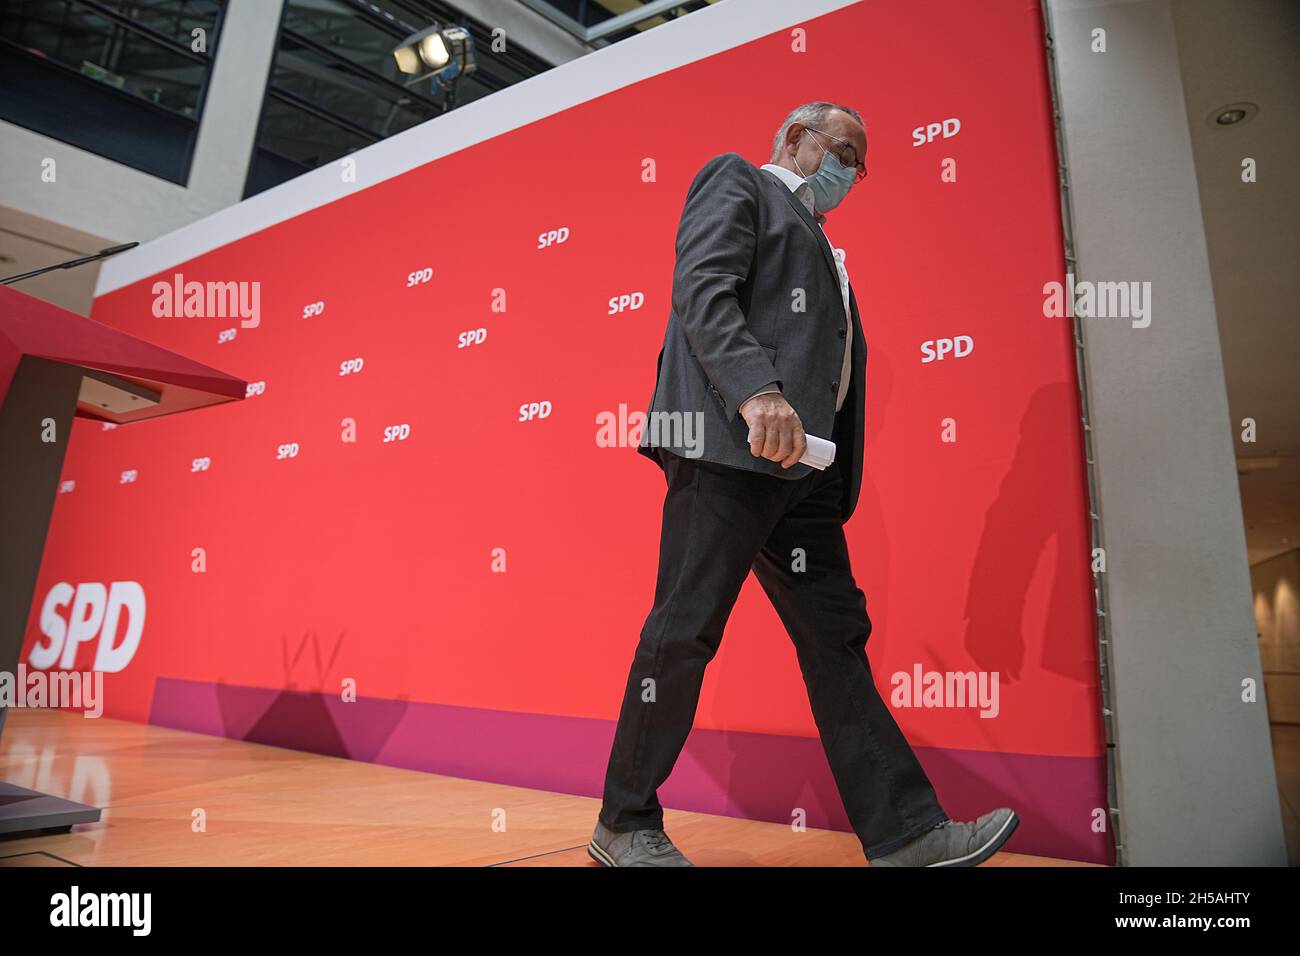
[588,838,696,867]
[587,840,617,867]
[930,812,1019,867]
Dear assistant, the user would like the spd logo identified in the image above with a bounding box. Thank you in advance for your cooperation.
[29,582,145,672]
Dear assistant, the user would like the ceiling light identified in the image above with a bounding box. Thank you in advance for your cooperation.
[1207,102,1258,128]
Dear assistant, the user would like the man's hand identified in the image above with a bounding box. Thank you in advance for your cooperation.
[738,392,806,468]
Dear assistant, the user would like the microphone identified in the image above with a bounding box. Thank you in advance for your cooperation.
[1,242,140,285]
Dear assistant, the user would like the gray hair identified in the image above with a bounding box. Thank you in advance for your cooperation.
[770,101,864,163]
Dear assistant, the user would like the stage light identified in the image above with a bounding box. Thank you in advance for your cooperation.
[419,32,450,69]
[393,25,476,82]
[393,43,420,75]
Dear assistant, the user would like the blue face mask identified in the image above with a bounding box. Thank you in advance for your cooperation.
[793,130,856,212]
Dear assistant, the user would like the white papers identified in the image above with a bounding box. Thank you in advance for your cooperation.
[800,433,836,470]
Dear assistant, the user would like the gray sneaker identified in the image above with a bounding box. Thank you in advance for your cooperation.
[588,818,694,867]
[870,808,1019,867]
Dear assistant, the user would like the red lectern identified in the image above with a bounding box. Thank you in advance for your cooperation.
[0,284,247,835]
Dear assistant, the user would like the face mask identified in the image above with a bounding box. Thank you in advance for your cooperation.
[793,131,856,212]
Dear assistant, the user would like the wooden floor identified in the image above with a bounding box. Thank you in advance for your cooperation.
[0,709,1092,867]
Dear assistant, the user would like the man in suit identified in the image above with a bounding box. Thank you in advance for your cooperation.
[589,103,1018,867]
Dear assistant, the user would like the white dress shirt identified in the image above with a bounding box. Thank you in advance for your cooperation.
[740,163,854,415]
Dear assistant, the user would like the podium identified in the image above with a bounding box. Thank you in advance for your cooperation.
[0,284,246,836]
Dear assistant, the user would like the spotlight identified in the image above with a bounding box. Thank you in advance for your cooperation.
[1206,101,1258,129]
[393,24,476,82]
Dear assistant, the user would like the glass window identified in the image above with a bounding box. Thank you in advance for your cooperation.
[244,0,551,197]
[1,0,223,117]
[0,0,225,182]
[519,0,716,44]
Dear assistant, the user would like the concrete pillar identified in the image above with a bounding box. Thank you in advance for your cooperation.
[1046,0,1286,864]
[187,0,286,206]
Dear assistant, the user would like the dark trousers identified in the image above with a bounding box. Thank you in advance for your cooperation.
[599,409,949,858]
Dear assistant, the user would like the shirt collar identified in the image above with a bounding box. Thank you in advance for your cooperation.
[760,163,824,223]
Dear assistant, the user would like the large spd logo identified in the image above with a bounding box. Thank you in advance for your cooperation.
[29,582,146,672]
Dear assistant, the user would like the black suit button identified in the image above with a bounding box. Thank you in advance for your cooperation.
[837,328,847,338]
[830,380,839,392]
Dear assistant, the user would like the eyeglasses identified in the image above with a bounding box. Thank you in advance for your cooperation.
[804,127,868,182]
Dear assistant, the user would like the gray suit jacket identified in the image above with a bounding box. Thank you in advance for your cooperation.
[637,152,868,522]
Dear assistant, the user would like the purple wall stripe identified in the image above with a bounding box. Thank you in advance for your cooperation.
[149,677,1113,864]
